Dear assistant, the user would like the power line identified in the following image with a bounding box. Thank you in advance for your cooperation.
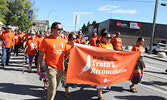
[105,0,156,3]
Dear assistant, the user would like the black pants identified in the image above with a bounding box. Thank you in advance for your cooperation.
[14,45,20,56]
[35,51,39,67]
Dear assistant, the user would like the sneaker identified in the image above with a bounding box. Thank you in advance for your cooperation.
[6,63,9,66]
[1,63,5,67]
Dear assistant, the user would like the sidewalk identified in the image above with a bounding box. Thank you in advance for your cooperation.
[144,53,167,62]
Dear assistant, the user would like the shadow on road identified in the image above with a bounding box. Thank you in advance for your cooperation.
[141,81,167,86]
[114,95,167,100]
[0,66,37,73]
[144,70,167,75]
[55,84,130,100]
[0,83,46,99]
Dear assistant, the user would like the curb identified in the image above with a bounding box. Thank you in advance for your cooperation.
[144,55,167,62]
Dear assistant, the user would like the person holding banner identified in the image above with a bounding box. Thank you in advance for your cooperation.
[96,32,113,100]
[61,32,77,98]
[37,22,68,100]
[111,32,123,51]
[76,30,86,44]
[130,37,145,93]
[96,28,107,44]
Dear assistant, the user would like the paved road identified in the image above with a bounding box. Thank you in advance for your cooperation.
[0,52,167,100]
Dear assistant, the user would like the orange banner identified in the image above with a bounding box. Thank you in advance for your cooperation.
[66,44,140,85]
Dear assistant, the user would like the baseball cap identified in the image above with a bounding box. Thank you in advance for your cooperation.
[30,31,35,35]
[117,32,120,35]
[7,25,12,29]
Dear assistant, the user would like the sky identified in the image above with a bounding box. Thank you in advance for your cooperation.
[32,0,167,32]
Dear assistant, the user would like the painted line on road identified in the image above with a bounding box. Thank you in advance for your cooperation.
[139,83,167,95]
[146,65,164,71]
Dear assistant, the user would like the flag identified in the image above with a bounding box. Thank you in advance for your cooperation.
[28,10,33,19]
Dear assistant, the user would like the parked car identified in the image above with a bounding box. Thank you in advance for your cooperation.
[145,43,167,54]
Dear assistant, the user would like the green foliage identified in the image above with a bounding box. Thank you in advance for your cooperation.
[81,21,97,34]
[0,0,32,30]
[0,0,9,24]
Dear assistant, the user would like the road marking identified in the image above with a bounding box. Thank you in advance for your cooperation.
[139,83,167,95]
[146,65,164,71]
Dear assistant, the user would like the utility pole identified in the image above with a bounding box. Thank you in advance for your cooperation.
[75,15,78,32]
[149,0,159,54]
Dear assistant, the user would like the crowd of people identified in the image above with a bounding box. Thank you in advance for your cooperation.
[0,22,147,100]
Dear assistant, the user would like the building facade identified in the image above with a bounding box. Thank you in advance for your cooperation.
[89,19,167,46]
[31,20,49,32]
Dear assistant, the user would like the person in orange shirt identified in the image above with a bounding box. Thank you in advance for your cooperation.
[25,31,38,72]
[61,32,77,98]
[14,29,21,56]
[130,37,145,93]
[90,32,97,46]
[97,28,107,44]
[0,25,15,67]
[37,22,68,100]
[18,30,25,49]
[96,32,113,100]
[111,32,123,51]
[35,31,44,67]
[76,31,86,44]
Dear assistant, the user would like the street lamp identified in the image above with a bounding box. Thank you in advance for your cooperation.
[149,0,166,54]
[48,10,56,26]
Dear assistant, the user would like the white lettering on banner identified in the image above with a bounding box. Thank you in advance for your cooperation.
[90,68,127,75]
[92,60,117,68]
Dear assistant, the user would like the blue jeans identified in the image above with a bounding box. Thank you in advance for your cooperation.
[1,47,12,64]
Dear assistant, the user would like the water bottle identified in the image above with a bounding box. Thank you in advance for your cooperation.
[26,58,29,63]
[3,40,7,46]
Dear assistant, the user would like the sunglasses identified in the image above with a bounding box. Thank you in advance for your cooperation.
[106,37,111,39]
[54,28,63,31]
[73,38,76,40]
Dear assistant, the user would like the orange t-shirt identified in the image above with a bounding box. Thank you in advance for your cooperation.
[96,42,114,50]
[111,37,122,50]
[36,36,44,50]
[19,33,25,43]
[25,38,38,56]
[22,33,31,42]
[97,34,102,42]
[76,38,86,44]
[132,45,145,57]
[14,34,21,45]
[0,31,14,48]
[90,36,97,46]
[40,35,67,70]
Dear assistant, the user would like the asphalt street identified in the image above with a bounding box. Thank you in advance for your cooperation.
[0,52,166,100]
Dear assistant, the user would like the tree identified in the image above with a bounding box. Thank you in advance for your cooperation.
[0,0,9,24]
[92,21,97,25]
[81,23,86,33]
[3,0,32,30]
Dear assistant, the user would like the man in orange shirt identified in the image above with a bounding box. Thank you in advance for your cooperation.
[14,29,21,56]
[35,31,44,67]
[76,31,86,44]
[0,25,15,67]
[18,30,25,49]
[37,22,68,100]
[90,32,97,46]
[111,32,123,51]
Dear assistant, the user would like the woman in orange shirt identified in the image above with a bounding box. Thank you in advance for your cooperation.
[96,32,113,100]
[130,37,145,93]
[61,32,77,98]
[25,31,38,72]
